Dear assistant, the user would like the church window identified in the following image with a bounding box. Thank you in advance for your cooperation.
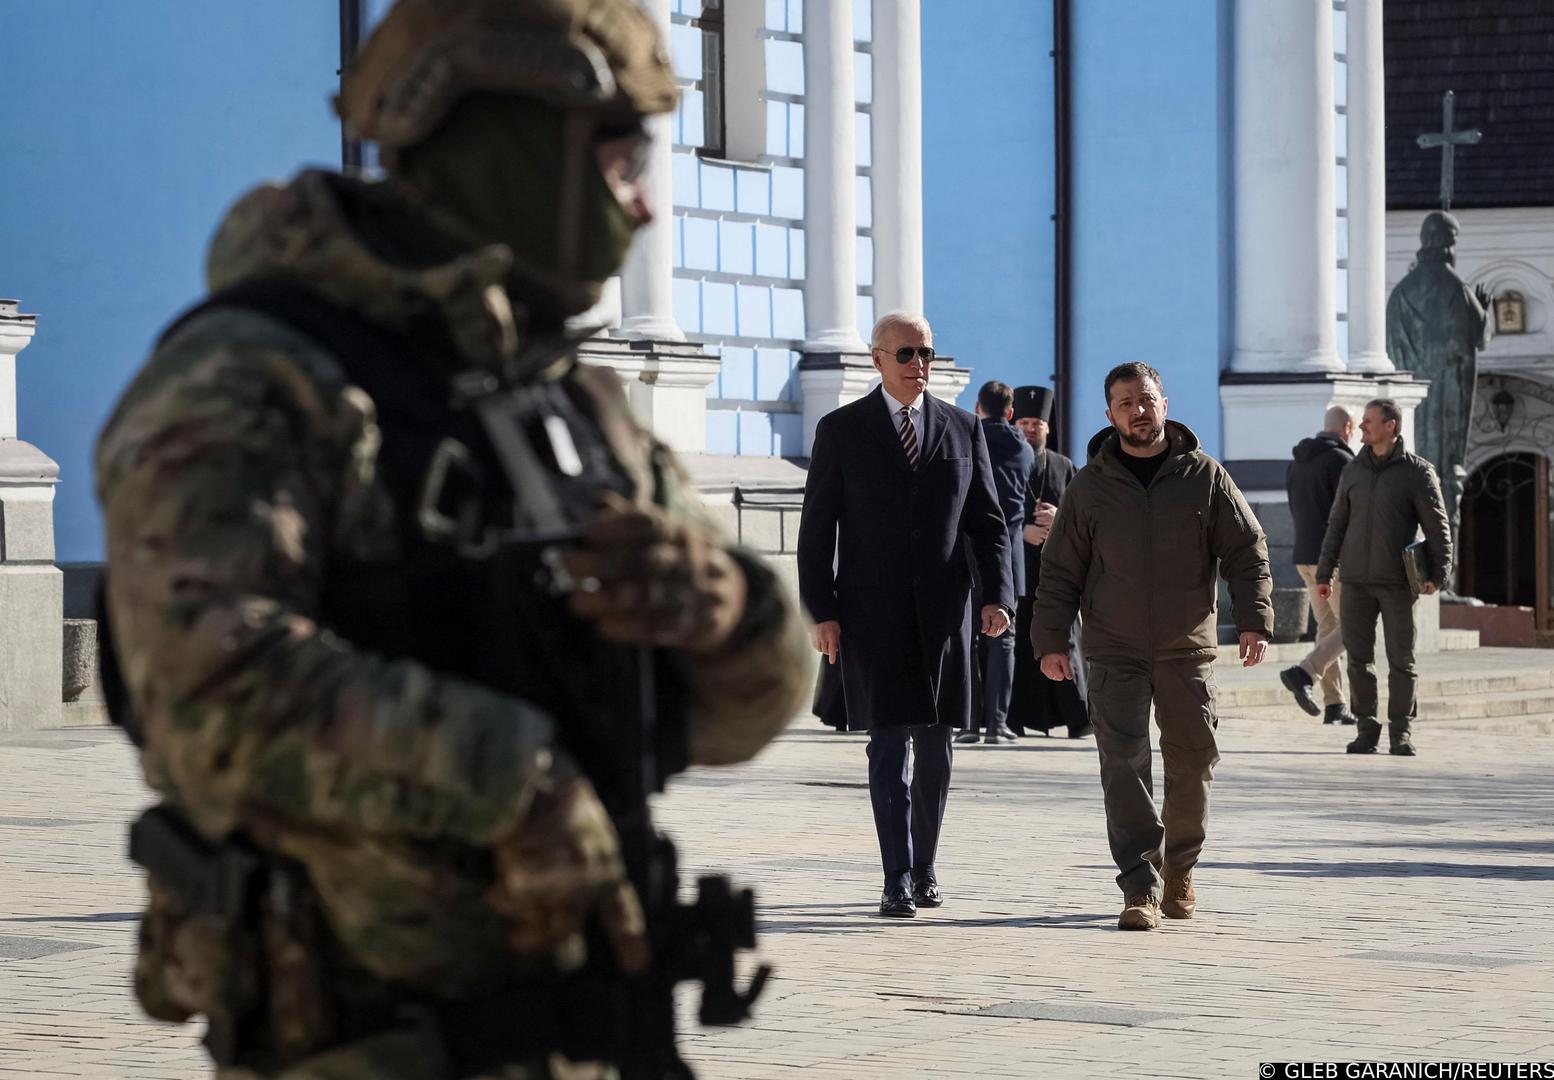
[693,0,727,158]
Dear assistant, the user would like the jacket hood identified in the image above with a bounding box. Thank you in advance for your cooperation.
[1086,419,1201,465]
[1292,431,1355,463]
[205,169,527,375]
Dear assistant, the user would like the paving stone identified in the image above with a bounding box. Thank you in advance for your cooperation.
[3,713,1554,1076]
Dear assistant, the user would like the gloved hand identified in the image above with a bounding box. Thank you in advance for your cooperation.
[486,754,649,975]
[561,493,747,655]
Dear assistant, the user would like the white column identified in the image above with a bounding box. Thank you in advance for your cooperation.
[0,299,62,732]
[802,0,868,352]
[1345,0,1393,374]
[870,0,923,317]
[616,0,684,342]
[1231,2,1342,373]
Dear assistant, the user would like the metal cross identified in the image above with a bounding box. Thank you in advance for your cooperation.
[1415,90,1482,211]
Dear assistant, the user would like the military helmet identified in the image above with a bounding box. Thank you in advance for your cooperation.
[339,0,679,150]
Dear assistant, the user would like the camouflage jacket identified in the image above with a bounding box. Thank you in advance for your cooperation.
[95,170,810,994]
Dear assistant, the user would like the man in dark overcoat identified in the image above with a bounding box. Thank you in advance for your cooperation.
[797,311,1014,918]
[1007,385,1089,738]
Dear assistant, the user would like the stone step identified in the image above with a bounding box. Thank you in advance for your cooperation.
[1211,626,1479,664]
[1224,689,1554,721]
[1218,667,1554,710]
[61,699,109,727]
[1220,708,1554,737]
[1221,688,1554,725]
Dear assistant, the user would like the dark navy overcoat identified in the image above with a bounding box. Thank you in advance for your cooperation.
[797,387,1014,730]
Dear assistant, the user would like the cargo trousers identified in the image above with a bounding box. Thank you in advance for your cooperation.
[1340,581,1417,732]
[1086,656,1219,901]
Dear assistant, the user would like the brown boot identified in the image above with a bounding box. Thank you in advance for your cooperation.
[1161,873,1196,919]
[1118,894,1161,931]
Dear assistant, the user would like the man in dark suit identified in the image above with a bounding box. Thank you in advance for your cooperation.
[1008,385,1090,738]
[958,381,1034,745]
[797,311,1014,918]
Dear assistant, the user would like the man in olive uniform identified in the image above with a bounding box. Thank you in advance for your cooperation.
[94,2,811,1077]
[1034,363,1272,931]
[1006,385,1088,738]
[1315,399,1452,757]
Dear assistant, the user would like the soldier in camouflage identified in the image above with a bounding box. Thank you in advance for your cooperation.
[94,1,811,1077]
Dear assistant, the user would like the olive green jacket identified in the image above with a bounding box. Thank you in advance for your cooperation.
[95,170,810,993]
[1315,437,1452,588]
[1032,421,1273,662]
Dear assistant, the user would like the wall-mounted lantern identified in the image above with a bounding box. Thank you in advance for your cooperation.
[1494,291,1526,334]
[1490,389,1516,433]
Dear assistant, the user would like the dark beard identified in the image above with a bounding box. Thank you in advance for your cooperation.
[1120,423,1164,450]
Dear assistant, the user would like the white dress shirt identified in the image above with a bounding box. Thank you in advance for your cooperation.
[882,388,925,450]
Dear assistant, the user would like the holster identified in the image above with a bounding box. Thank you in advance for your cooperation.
[129,806,335,1067]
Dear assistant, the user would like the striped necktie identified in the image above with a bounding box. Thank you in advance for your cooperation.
[897,406,919,467]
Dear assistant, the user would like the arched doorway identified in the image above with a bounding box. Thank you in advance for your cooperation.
[1459,453,1551,629]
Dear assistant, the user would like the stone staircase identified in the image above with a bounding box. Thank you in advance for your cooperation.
[1212,640,1554,734]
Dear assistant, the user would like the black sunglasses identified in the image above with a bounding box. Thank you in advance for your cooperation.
[876,346,936,364]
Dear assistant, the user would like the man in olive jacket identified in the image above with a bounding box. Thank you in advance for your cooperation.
[1315,398,1452,757]
[1034,362,1272,931]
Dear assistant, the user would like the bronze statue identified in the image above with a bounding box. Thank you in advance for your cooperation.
[1385,210,1493,531]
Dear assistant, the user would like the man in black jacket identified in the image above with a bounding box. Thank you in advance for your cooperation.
[1316,399,1452,757]
[959,381,1035,745]
[1279,407,1358,725]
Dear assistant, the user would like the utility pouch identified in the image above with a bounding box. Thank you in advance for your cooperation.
[128,806,265,1066]
[261,859,338,1062]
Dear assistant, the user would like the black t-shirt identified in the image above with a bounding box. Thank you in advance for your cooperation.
[1115,441,1168,489]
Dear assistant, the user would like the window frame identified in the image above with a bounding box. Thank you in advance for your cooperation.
[691,0,727,159]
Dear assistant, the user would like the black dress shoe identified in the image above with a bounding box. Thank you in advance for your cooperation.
[1280,666,1322,716]
[878,885,917,918]
[1324,703,1357,725]
[911,870,943,907]
[1068,722,1095,739]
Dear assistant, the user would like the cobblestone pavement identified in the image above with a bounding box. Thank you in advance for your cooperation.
[3,709,1552,1078]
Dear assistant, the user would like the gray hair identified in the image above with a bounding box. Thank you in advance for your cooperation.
[1323,405,1353,433]
[870,310,933,350]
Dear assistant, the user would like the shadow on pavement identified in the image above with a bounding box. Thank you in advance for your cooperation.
[759,912,1111,934]
[0,912,141,923]
[1220,859,1554,881]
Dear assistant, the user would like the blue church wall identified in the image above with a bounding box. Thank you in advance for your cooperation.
[669,0,873,458]
[922,0,1056,412]
[1069,0,1233,459]
[0,4,342,564]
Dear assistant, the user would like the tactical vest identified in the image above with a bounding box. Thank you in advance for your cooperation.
[106,277,687,801]
[100,279,709,1073]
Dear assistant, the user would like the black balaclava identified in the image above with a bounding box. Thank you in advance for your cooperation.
[395,93,639,327]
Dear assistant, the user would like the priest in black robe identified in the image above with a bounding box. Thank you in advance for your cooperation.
[1008,385,1091,737]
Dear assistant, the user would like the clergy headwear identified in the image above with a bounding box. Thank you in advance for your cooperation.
[1013,386,1055,423]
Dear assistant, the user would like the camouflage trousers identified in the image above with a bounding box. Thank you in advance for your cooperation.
[216,1011,617,1080]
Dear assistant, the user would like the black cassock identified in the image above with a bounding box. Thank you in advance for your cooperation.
[1010,447,1090,735]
